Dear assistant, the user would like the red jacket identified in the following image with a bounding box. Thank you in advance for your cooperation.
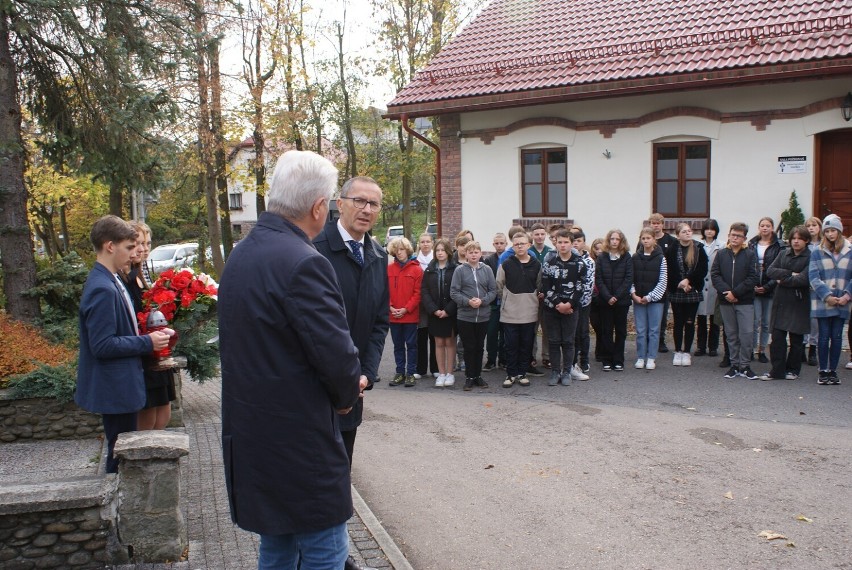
[388,259,423,324]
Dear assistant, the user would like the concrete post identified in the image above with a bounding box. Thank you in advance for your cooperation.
[114,431,189,562]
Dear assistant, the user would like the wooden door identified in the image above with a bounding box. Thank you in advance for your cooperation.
[816,129,852,230]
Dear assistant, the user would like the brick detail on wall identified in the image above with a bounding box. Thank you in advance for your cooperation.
[439,113,462,238]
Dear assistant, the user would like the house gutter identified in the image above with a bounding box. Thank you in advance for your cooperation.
[400,113,442,238]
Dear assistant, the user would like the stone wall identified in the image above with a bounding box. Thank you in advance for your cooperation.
[0,371,184,442]
[0,477,125,569]
[0,395,102,443]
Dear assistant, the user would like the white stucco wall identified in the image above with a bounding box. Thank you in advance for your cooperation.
[458,78,851,246]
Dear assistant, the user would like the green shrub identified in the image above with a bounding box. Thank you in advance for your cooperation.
[8,361,78,403]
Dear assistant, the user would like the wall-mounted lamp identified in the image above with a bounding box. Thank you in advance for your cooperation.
[842,92,852,122]
[602,149,612,159]
[456,130,462,138]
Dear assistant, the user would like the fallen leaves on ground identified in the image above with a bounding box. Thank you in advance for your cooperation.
[795,514,813,523]
[724,491,734,500]
[758,531,787,540]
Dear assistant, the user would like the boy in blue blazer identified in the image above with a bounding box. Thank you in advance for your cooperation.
[75,215,170,473]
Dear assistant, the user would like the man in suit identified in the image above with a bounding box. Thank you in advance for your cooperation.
[75,215,171,473]
[314,176,389,570]
[219,151,367,569]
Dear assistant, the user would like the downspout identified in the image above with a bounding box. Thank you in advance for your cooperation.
[400,113,441,238]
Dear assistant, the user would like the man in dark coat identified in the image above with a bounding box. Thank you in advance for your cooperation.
[314,176,389,570]
[219,150,366,569]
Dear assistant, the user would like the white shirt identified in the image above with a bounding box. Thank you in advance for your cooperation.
[336,219,363,255]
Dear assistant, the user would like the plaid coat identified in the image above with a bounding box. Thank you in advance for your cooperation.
[808,242,852,318]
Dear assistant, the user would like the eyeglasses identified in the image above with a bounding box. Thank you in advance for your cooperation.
[729,233,745,239]
[339,196,382,213]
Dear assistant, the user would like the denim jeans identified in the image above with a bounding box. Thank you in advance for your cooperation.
[502,321,535,378]
[817,316,846,372]
[634,302,664,360]
[390,323,418,375]
[753,296,773,350]
[258,521,348,569]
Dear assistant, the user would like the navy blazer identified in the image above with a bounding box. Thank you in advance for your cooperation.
[219,212,363,535]
[75,262,153,414]
[314,220,390,432]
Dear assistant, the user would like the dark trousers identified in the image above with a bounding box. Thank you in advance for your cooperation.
[341,428,357,468]
[544,310,580,373]
[102,412,137,474]
[485,305,505,365]
[390,323,418,375]
[502,321,535,378]
[457,320,489,379]
[416,327,438,375]
[671,301,699,352]
[590,302,603,360]
[659,296,670,348]
[696,314,720,352]
[769,328,803,377]
[573,304,591,365]
[599,303,629,366]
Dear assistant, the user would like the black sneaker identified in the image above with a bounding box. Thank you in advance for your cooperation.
[817,371,829,385]
[580,361,590,373]
[658,344,669,353]
[613,364,624,372]
[718,356,731,368]
[740,366,758,380]
[404,375,416,387]
[829,370,840,385]
[708,349,718,357]
[474,376,489,388]
[602,364,612,372]
[757,353,769,363]
[463,377,474,391]
[723,366,739,379]
[807,346,817,366]
[390,373,405,386]
[527,366,545,377]
[694,349,707,356]
[483,362,496,372]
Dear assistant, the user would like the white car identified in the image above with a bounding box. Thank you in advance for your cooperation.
[149,243,199,273]
[384,225,405,247]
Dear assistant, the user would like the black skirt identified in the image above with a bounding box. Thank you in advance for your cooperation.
[143,368,177,409]
[428,314,456,338]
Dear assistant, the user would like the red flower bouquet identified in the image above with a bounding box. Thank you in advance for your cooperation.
[137,269,219,381]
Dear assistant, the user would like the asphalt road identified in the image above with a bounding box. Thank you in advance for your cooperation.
[352,335,852,569]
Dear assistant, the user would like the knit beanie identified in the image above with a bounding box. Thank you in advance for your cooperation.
[823,214,844,233]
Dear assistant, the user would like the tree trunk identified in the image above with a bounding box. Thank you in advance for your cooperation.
[337,23,357,178]
[0,13,40,322]
[398,125,413,238]
[194,0,224,277]
[209,38,232,259]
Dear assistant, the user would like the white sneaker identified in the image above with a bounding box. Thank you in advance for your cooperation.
[673,352,683,366]
[435,374,445,388]
[443,374,455,387]
[413,373,422,379]
[681,353,692,366]
[570,364,590,381]
[634,358,645,369]
[646,359,656,370]
[433,372,441,378]
[846,361,852,370]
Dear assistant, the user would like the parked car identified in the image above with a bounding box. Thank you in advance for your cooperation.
[384,225,404,247]
[149,243,199,273]
[425,222,437,239]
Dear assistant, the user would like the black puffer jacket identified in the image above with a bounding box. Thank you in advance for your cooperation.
[748,234,785,296]
[595,253,633,306]
[632,246,665,298]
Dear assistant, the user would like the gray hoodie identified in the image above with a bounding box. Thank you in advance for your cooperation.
[450,262,497,323]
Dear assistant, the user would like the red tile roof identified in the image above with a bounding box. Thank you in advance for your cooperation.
[386,0,852,117]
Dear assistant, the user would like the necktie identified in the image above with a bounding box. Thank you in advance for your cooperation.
[348,240,364,266]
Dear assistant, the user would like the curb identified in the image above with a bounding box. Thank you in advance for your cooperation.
[351,485,414,570]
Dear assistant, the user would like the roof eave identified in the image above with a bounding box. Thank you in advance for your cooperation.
[384,59,852,120]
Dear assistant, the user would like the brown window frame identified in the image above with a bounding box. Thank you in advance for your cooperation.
[521,148,567,217]
[653,141,711,217]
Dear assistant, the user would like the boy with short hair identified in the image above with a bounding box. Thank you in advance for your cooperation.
[570,229,594,379]
[529,223,554,371]
[711,222,759,379]
[540,229,587,386]
[75,215,171,473]
[496,231,541,387]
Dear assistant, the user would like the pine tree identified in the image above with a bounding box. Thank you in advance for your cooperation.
[779,191,806,239]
